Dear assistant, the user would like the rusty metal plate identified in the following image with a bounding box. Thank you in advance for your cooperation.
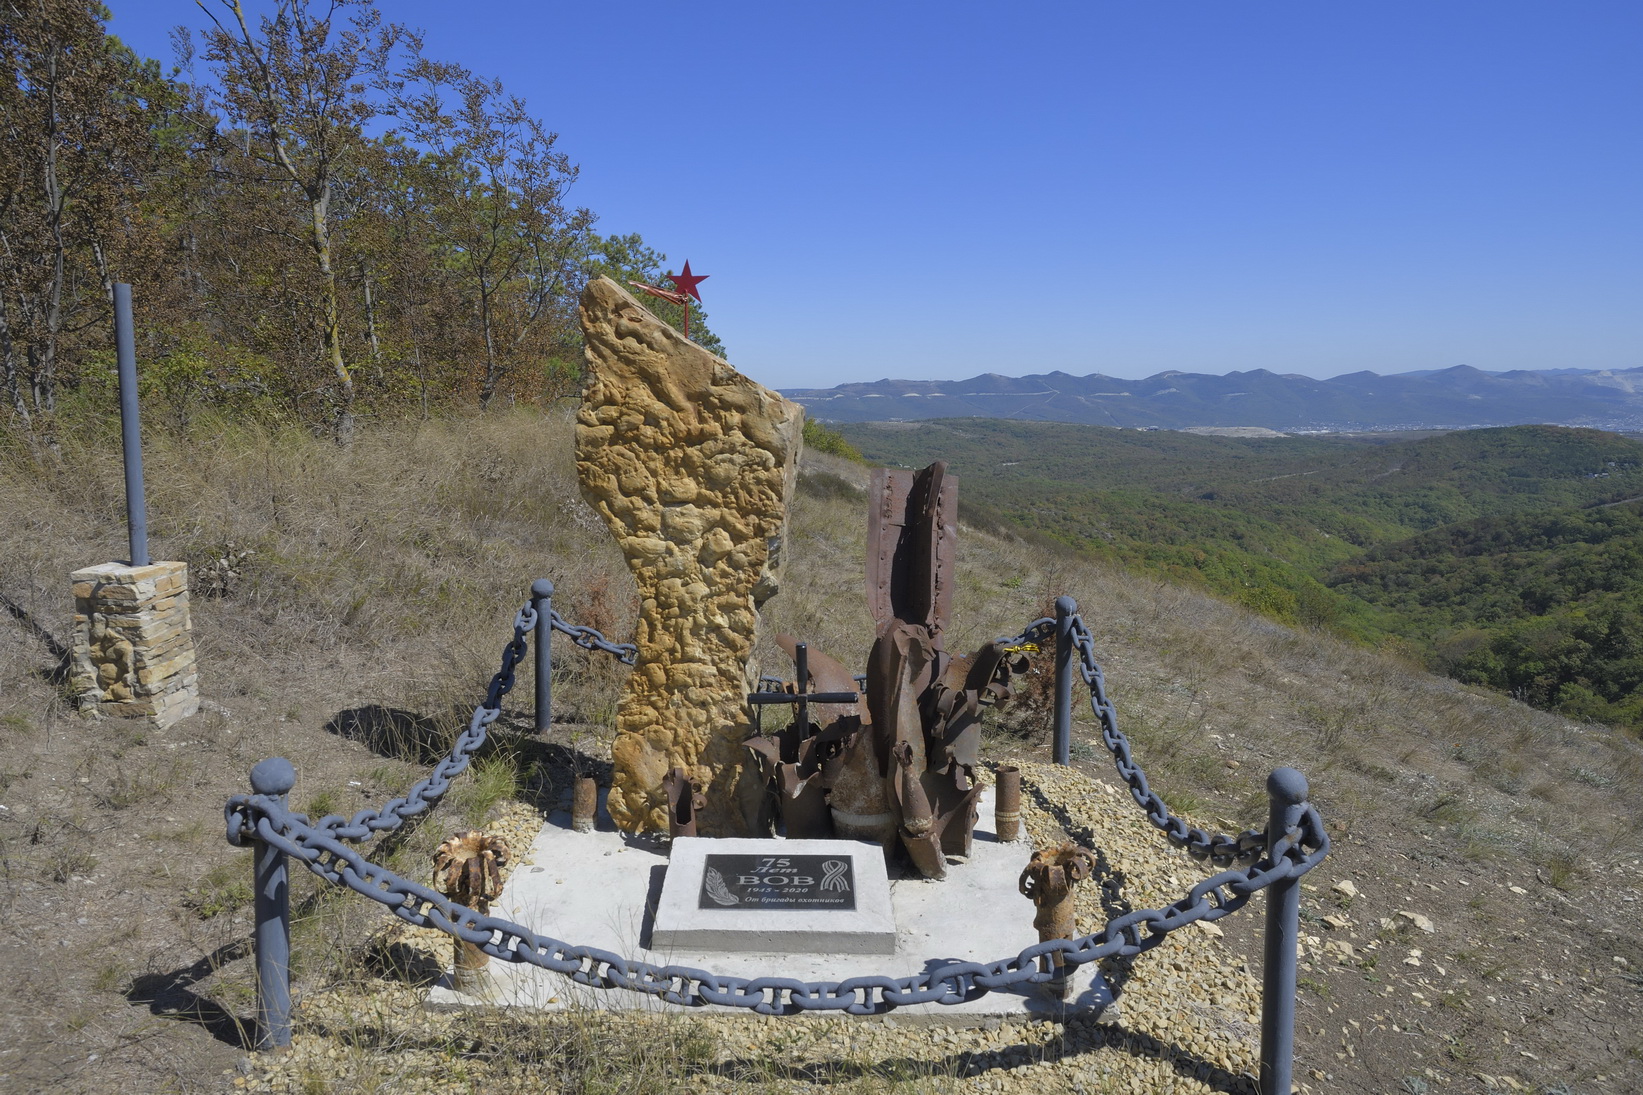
[865,462,957,637]
[866,468,911,629]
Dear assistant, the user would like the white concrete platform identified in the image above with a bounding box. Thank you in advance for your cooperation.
[426,785,1115,1021]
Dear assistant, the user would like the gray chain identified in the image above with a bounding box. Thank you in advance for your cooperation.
[997,616,1057,650]
[228,776,1325,1016]
[1066,613,1268,866]
[224,604,1327,1017]
[549,610,637,665]
[227,600,633,847]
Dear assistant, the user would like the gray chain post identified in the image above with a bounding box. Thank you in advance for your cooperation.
[113,283,149,567]
[249,757,295,1050]
[1053,596,1076,765]
[1260,767,1308,1095]
[532,579,553,733]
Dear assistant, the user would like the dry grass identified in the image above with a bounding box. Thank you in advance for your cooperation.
[3,405,1642,1093]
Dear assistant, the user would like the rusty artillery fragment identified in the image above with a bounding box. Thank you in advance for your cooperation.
[746,638,864,839]
[745,461,1033,878]
[1019,842,1097,998]
[663,767,707,839]
[432,830,511,987]
[994,765,1022,842]
[571,776,598,833]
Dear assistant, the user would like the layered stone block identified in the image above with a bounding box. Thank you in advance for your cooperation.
[70,560,199,727]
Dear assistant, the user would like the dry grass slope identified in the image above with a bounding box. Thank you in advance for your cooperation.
[1,407,1639,1093]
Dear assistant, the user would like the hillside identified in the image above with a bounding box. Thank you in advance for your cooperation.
[1,408,1641,1093]
[786,366,1643,432]
[1329,502,1643,725]
[836,419,1643,728]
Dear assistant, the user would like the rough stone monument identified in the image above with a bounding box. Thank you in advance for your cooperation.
[575,276,804,836]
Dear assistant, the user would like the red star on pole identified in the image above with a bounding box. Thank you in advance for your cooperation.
[667,260,708,302]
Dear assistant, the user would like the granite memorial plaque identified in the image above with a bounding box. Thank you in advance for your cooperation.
[653,837,895,953]
[699,853,857,910]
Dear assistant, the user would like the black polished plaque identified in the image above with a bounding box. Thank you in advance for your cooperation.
[698,853,857,910]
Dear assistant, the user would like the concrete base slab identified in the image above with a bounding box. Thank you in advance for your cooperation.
[654,837,895,953]
[426,785,1115,1021]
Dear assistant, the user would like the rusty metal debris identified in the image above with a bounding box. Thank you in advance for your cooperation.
[1019,842,1097,998]
[663,767,707,839]
[432,829,510,987]
[994,765,1022,842]
[745,461,1034,878]
[571,776,598,833]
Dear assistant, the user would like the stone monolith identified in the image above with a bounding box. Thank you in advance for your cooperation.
[575,277,803,835]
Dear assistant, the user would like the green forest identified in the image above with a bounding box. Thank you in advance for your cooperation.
[838,419,1643,731]
[1,0,719,447]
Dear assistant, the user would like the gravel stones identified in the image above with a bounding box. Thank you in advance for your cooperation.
[236,764,1270,1094]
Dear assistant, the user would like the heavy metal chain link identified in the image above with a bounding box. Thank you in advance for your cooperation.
[548,610,637,664]
[226,601,632,848]
[225,604,1327,1016]
[1066,613,1269,867]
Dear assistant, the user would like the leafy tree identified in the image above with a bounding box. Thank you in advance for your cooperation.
[0,0,155,438]
[192,0,410,439]
[393,57,593,406]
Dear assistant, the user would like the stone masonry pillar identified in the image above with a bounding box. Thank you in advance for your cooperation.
[70,561,199,727]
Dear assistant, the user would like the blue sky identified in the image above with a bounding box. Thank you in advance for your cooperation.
[110,1,1642,391]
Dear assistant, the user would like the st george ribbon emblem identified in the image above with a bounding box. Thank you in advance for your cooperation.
[821,860,850,892]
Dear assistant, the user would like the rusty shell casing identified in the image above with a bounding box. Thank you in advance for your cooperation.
[995,765,1022,842]
[571,776,598,833]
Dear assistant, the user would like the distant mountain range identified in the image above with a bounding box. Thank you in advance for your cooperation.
[784,365,1643,432]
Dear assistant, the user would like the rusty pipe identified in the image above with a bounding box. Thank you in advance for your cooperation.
[995,765,1022,841]
[571,776,597,833]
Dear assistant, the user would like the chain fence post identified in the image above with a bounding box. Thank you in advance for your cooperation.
[1260,766,1308,1095]
[113,283,149,567]
[532,579,554,733]
[249,757,296,1050]
[1053,595,1076,765]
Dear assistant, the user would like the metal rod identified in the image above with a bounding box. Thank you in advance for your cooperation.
[114,283,149,567]
[1053,596,1076,766]
[249,757,296,1050]
[1259,767,1308,1095]
[795,642,809,732]
[532,579,554,733]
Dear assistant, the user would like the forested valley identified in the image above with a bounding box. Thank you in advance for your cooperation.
[1,0,719,447]
[837,419,1643,732]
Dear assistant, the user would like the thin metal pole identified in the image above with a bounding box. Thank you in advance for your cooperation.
[1260,767,1308,1095]
[249,757,296,1050]
[532,579,554,733]
[113,283,149,567]
[1053,596,1075,765]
